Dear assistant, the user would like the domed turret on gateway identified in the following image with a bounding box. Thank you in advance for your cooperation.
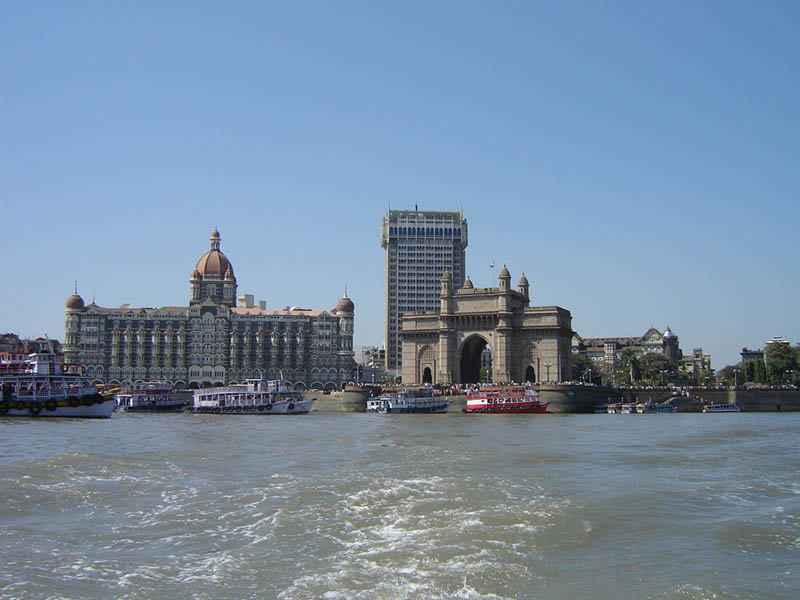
[189,228,238,307]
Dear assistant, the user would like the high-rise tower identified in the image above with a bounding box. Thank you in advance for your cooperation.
[381,207,468,374]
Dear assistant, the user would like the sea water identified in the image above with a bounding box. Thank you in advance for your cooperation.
[1,412,798,599]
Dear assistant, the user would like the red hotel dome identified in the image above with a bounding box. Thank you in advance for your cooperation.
[66,292,84,309]
[195,228,235,278]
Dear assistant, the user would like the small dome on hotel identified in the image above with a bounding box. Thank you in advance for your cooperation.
[66,293,84,309]
[335,286,354,313]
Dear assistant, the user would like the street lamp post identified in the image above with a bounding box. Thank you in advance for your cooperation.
[544,362,552,383]
[733,368,741,387]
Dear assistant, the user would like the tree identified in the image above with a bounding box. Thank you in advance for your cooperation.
[639,353,673,385]
[754,360,767,384]
[571,353,593,382]
[615,349,639,385]
[744,360,756,382]
[717,364,738,385]
[766,341,797,384]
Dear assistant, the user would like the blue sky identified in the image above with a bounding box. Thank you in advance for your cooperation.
[2,1,798,368]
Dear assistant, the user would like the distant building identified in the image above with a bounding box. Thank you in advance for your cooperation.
[740,347,765,363]
[354,345,386,384]
[680,348,712,378]
[741,337,791,364]
[0,333,62,354]
[765,336,791,348]
[381,207,468,375]
[357,345,385,369]
[572,327,681,375]
[64,228,355,390]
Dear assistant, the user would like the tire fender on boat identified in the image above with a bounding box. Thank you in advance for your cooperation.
[67,396,80,407]
[29,403,42,415]
[45,399,58,411]
[60,363,69,374]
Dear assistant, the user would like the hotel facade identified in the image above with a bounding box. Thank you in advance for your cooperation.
[63,229,355,389]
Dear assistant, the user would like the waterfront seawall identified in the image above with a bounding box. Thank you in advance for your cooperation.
[302,386,800,413]
[457,386,800,414]
[306,389,369,412]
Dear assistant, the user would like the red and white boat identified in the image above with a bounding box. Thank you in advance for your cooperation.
[465,384,549,414]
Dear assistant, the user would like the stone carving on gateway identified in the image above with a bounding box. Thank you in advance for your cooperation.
[63,229,354,390]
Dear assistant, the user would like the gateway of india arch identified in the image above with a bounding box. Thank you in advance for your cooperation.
[400,266,573,385]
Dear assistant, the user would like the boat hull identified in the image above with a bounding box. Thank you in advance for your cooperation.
[377,403,449,414]
[465,402,549,414]
[121,404,185,413]
[0,395,115,418]
[192,398,315,415]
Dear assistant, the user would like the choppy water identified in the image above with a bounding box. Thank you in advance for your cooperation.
[1,412,798,599]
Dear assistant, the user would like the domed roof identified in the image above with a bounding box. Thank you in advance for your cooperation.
[499,265,511,279]
[66,293,84,309]
[463,276,474,289]
[442,269,452,281]
[336,295,355,313]
[191,269,201,280]
[334,286,354,313]
[663,326,675,339]
[196,250,233,278]
[224,266,234,280]
[518,273,529,286]
[195,228,234,278]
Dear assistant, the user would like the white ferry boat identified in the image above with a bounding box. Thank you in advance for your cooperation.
[702,402,741,413]
[0,350,114,418]
[116,381,184,413]
[367,387,449,414]
[635,402,677,414]
[192,378,314,415]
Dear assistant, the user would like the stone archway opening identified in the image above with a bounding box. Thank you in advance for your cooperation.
[525,365,536,383]
[422,367,433,384]
[461,336,490,384]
